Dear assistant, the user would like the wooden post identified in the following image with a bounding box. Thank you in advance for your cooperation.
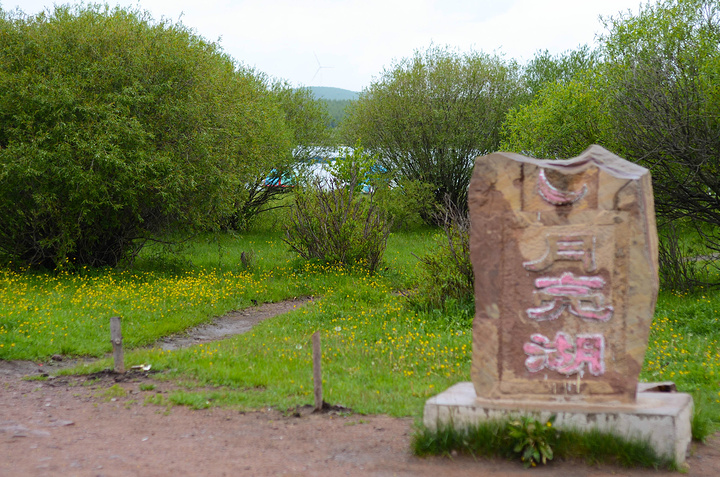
[312,331,322,411]
[110,316,125,374]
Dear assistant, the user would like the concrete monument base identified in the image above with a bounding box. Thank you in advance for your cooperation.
[423,382,693,464]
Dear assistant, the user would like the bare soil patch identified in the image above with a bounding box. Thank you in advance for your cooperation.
[1,299,719,476]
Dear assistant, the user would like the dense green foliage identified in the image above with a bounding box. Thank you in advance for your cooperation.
[373,180,436,231]
[0,5,330,268]
[284,148,392,273]
[600,0,720,234]
[502,0,720,288]
[521,45,599,99]
[502,68,606,158]
[224,82,332,231]
[324,99,353,127]
[342,45,524,216]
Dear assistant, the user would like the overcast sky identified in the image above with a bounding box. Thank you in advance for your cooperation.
[6,0,645,92]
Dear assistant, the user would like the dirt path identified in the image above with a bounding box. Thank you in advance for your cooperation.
[0,298,312,378]
[155,299,312,351]
[1,299,719,476]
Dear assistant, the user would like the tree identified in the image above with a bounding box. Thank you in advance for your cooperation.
[502,45,608,157]
[600,0,720,232]
[501,69,609,158]
[500,0,720,288]
[522,45,600,99]
[0,4,292,268]
[222,80,331,231]
[342,45,524,215]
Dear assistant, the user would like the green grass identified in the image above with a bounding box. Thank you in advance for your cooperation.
[1,228,719,434]
[412,420,676,469]
[0,230,437,360]
[72,271,471,416]
[640,288,720,439]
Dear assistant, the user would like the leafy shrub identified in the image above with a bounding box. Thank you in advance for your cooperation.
[374,180,436,231]
[284,152,392,273]
[507,415,557,467]
[342,45,525,216]
[0,5,291,268]
[408,197,473,309]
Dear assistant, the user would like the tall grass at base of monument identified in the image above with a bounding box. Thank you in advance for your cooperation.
[412,420,676,470]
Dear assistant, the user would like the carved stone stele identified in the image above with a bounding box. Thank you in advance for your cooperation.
[469,146,658,403]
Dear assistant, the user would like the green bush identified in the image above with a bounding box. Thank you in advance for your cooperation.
[342,45,525,216]
[0,5,291,268]
[284,151,392,273]
[409,198,473,309]
[507,415,557,467]
[374,180,436,231]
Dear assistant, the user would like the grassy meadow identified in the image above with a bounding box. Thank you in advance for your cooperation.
[0,225,719,429]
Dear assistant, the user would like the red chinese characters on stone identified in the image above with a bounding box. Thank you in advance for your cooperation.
[523,234,596,272]
[536,169,587,206]
[522,170,611,377]
[523,332,605,376]
[526,272,614,322]
[522,230,613,323]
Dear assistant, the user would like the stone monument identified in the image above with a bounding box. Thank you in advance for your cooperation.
[423,146,693,463]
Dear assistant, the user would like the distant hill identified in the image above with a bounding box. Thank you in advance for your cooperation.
[308,86,359,101]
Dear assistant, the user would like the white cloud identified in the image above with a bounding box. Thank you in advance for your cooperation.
[5,0,644,91]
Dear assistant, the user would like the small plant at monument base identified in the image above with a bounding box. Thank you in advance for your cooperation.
[506,415,557,468]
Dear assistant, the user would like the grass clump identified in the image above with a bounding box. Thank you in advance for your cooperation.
[412,417,676,470]
[408,198,472,310]
[641,288,720,439]
[284,148,392,274]
[96,384,127,402]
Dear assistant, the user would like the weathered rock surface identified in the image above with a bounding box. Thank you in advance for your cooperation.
[469,145,658,403]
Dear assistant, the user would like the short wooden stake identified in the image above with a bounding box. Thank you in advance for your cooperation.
[312,331,322,411]
[110,316,125,374]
